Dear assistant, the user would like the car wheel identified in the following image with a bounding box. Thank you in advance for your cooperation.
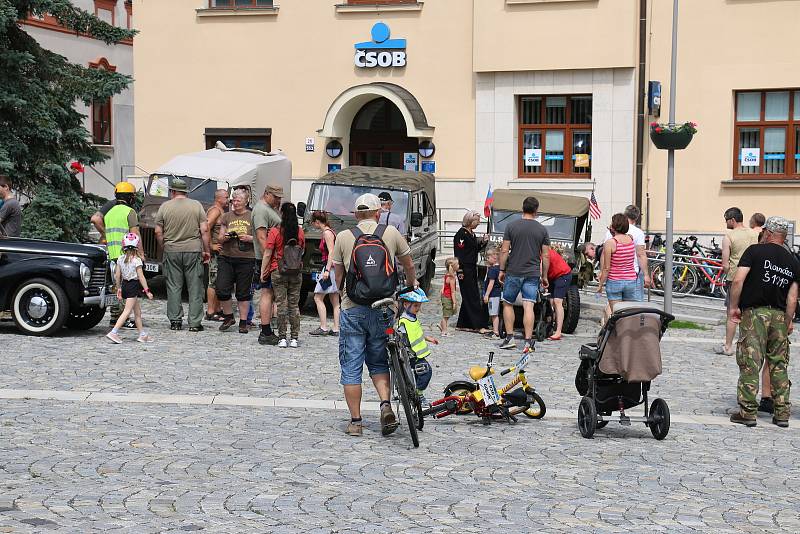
[11,278,70,336]
[65,306,107,331]
[562,285,581,334]
[420,256,436,294]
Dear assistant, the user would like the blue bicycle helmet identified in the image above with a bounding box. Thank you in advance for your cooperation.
[399,288,430,303]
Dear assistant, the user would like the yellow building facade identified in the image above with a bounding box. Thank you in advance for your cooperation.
[133,0,800,240]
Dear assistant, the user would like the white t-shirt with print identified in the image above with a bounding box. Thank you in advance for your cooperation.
[604,223,645,274]
[117,256,143,281]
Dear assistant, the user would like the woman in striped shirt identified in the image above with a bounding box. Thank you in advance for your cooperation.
[597,213,638,313]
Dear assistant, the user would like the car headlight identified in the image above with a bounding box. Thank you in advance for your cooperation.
[80,263,92,288]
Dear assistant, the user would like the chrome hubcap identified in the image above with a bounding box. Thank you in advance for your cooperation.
[27,296,48,319]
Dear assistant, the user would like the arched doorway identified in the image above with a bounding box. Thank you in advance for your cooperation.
[349,97,418,169]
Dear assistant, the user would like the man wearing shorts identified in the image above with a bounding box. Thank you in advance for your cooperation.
[332,194,417,437]
[546,248,572,340]
[253,184,282,345]
[498,196,550,354]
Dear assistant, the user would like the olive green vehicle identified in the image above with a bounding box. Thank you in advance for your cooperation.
[296,166,438,308]
[486,189,591,335]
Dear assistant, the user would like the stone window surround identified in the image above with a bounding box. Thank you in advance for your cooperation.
[476,68,636,227]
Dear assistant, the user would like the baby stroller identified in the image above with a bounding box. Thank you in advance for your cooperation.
[575,302,674,439]
[532,290,555,342]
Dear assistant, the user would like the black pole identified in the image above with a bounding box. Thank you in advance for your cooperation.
[634,0,648,208]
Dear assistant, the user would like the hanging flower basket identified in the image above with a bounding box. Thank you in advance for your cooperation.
[649,121,697,150]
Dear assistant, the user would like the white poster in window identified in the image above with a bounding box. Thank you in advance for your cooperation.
[741,148,760,167]
[404,152,418,171]
[524,148,542,167]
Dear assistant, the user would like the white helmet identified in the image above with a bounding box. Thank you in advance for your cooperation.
[122,232,140,251]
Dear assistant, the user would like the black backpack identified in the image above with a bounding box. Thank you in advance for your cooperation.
[346,225,398,305]
[279,237,304,275]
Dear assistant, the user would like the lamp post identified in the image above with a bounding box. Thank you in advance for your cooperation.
[663,0,679,315]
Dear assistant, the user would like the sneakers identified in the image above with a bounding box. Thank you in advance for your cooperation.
[277,339,288,348]
[484,332,501,340]
[345,420,363,436]
[239,324,249,334]
[418,394,431,410]
[122,319,137,329]
[188,325,204,332]
[772,417,789,428]
[309,327,329,336]
[758,397,774,414]
[289,338,299,348]
[258,332,279,346]
[137,334,154,343]
[380,404,399,436]
[106,332,122,344]
[729,412,757,427]
[499,336,516,350]
[328,330,339,337]
[219,316,236,332]
[523,340,536,354]
[169,321,182,331]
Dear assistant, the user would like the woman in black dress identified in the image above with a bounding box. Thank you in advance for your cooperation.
[453,211,490,332]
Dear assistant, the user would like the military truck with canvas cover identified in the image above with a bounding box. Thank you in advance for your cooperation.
[137,146,292,276]
[487,189,590,334]
[297,166,437,308]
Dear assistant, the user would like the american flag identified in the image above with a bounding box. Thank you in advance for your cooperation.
[589,192,602,220]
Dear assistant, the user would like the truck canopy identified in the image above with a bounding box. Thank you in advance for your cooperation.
[316,166,436,210]
[151,147,292,199]
[492,189,589,217]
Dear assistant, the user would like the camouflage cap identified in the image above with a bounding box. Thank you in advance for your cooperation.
[765,216,790,234]
[169,178,187,192]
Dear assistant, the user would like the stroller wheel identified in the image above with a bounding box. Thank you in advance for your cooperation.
[577,396,597,438]
[649,398,670,440]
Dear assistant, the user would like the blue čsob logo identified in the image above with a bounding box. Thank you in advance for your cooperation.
[354,22,407,68]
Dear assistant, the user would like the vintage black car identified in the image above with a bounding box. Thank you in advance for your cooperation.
[0,238,110,336]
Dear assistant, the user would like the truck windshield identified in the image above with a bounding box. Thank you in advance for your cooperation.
[307,184,409,218]
[147,174,219,204]
[491,210,576,241]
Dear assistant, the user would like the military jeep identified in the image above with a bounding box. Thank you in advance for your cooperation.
[297,166,438,308]
[486,189,591,335]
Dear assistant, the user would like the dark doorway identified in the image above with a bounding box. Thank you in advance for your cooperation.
[350,97,417,169]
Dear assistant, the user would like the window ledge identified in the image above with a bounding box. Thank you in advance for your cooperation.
[513,178,595,190]
[721,179,800,188]
[506,0,597,4]
[92,144,114,151]
[335,2,423,13]
[196,6,279,17]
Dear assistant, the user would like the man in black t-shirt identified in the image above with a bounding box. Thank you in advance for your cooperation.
[728,216,799,428]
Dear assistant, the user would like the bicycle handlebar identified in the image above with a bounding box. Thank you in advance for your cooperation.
[370,297,395,310]
[500,368,511,376]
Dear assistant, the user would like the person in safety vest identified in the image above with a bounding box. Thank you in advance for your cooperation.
[103,182,141,327]
[397,288,439,408]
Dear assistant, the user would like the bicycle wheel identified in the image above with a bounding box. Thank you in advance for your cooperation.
[389,344,420,448]
[508,389,546,419]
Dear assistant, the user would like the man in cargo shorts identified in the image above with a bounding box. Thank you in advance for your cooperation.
[728,216,799,428]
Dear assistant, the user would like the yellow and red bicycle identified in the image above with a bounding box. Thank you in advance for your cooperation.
[421,352,546,424]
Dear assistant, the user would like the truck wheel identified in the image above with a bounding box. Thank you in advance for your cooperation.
[65,306,107,331]
[562,285,581,334]
[420,257,436,294]
[11,278,70,336]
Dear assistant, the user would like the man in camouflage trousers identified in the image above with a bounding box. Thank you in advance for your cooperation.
[727,216,799,427]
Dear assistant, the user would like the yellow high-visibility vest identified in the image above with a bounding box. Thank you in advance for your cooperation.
[104,204,133,260]
[399,315,430,359]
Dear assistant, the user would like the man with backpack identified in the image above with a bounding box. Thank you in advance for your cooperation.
[332,193,417,438]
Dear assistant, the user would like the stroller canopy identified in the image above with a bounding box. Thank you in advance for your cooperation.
[598,303,667,382]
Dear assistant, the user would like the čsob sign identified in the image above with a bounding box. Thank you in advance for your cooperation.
[354,22,407,68]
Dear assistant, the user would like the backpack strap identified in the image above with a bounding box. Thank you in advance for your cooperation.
[350,227,364,240]
[374,224,388,239]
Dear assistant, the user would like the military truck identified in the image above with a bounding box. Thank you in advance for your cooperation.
[137,146,292,276]
[296,166,438,308]
[486,189,590,334]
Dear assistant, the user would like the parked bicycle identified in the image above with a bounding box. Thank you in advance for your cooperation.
[649,236,726,299]
[421,351,546,425]
[371,288,425,448]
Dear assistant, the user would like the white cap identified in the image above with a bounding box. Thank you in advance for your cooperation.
[353,193,381,212]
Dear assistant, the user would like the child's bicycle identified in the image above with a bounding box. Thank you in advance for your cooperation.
[371,289,425,448]
[421,352,546,424]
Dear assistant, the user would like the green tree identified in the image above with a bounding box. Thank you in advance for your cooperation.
[0,0,135,241]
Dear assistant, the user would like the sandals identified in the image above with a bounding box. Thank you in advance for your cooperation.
[547,334,563,341]
[714,344,734,356]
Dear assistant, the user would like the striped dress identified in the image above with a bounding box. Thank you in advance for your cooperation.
[608,236,637,281]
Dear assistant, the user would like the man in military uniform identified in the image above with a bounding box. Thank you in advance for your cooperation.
[102,182,141,326]
[728,216,799,427]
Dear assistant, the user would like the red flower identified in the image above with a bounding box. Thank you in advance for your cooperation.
[650,122,658,127]
[655,127,663,133]
[69,161,85,173]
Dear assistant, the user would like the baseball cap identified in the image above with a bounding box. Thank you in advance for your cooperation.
[378,191,393,202]
[765,216,790,234]
[354,193,381,212]
[266,184,284,197]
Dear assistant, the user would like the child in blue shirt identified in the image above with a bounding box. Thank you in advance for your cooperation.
[483,246,502,338]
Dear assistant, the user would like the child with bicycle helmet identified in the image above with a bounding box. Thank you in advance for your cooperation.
[398,288,439,408]
[106,233,154,344]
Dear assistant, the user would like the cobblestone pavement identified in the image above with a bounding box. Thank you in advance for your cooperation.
[1,294,799,532]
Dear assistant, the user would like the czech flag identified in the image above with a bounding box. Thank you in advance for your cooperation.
[483,184,493,217]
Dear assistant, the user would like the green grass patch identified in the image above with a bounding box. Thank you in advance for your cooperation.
[669,320,708,330]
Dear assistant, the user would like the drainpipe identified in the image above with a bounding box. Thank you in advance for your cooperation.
[634,0,648,208]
